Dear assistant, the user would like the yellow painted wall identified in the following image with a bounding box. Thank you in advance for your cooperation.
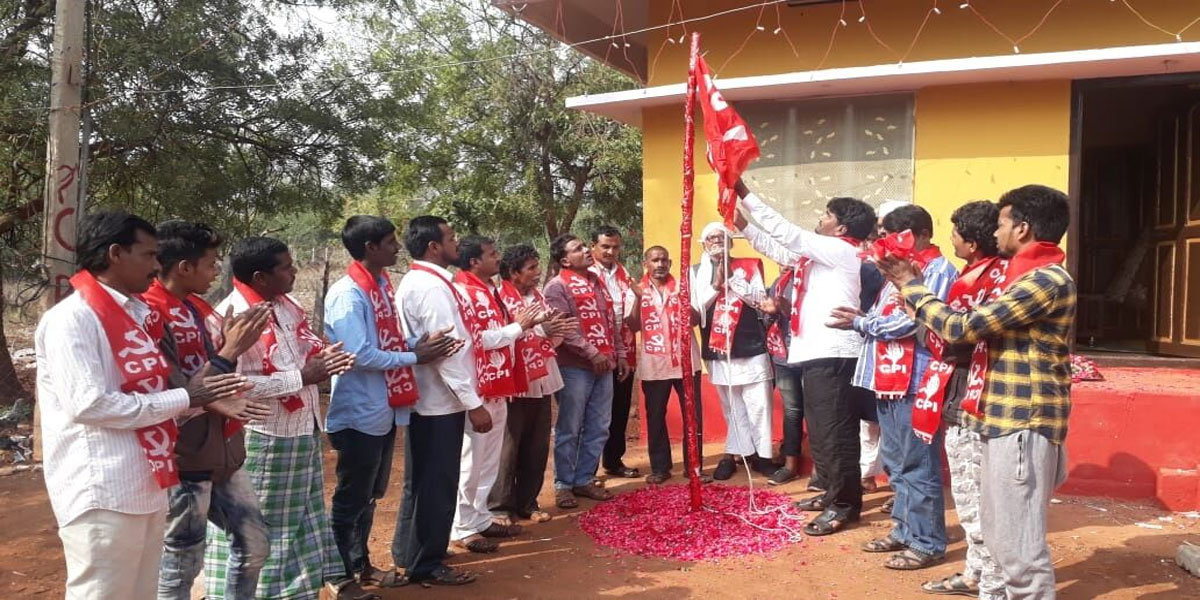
[637,1,1198,276]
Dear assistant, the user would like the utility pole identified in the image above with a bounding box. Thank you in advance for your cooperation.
[41,0,86,310]
[35,0,87,463]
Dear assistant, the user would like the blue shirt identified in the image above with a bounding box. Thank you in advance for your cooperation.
[851,255,958,396]
[324,274,419,435]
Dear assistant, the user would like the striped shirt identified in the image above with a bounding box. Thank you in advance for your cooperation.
[212,292,310,438]
[36,284,191,526]
[902,265,1076,444]
[852,255,958,396]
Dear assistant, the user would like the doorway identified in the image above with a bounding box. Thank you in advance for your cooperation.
[1073,74,1200,359]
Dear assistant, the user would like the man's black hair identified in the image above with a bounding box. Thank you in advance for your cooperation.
[826,197,877,241]
[550,233,579,265]
[997,185,1070,244]
[591,225,622,243]
[643,245,669,259]
[454,235,494,270]
[881,205,934,238]
[229,236,289,285]
[155,220,223,274]
[403,215,448,259]
[341,216,396,261]
[500,244,540,280]
[951,200,1000,258]
[77,210,157,274]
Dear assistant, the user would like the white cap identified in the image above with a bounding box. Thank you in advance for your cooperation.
[700,221,728,241]
[877,199,911,220]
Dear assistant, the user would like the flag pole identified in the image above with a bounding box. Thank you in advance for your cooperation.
[678,31,703,512]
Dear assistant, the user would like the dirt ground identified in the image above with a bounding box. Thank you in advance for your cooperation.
[0,435,1197,600]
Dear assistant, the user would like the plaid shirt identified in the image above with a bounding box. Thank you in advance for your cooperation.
[901,265,1076,444]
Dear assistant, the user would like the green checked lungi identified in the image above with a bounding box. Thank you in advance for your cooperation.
[205,430,342,599]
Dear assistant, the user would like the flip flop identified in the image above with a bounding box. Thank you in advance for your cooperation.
[453,535,499,554]
[529,510,552,523]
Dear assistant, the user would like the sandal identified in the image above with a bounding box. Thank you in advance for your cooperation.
[645,472,671,485]
[862,535,907,553]
[604,465,641,478]
[555,489,579,509]
[529,510,552,523]
[411,565,476,587]
[881,496,895,514]
[480,522,523,538]
[803,507,857,537]
[572,484,614,501]
[492,513,516,527]
[452,535,499,554]
[793,495,828,512]
[885,548,946,571]
[326,578,382,600]
[358,567,408,588]
[921,573,980,596]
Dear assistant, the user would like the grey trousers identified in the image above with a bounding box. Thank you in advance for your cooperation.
[981,430,1068,600]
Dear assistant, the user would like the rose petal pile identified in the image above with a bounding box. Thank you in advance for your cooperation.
[578,484,807,561]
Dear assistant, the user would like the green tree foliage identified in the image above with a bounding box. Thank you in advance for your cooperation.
[362,0,643,255]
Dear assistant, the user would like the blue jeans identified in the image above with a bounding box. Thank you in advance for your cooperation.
[554,367,614,489]
[158,468,269,600]
[877,395,947,556]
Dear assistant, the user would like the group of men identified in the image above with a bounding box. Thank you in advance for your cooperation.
[36,175,1074,599]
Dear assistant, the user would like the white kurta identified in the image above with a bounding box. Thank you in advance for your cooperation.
[690,248,775,458]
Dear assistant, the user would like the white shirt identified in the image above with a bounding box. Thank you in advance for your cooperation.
[396,262,522,416]
[36,283,191,526]
[213,291,309,438]
[636,281,701,381]
[742,192,864,363]
[591,262,636,321]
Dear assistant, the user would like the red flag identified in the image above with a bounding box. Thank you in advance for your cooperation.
[695,56,760,227]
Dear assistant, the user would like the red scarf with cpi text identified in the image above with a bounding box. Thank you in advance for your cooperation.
[71,270,180,488]
[911,255,1007,443]
[709,257,762,354]
[871,242,944,399]
[231,280,325,412]
[347,262,419,407]
[590,263,637,370]
[640,275,682,366]
[452,269,523,400]
[143,280,246,438]
[560,269,615,359]
[497,280,554,385]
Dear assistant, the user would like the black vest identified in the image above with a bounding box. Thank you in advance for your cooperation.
[699,297,768,361]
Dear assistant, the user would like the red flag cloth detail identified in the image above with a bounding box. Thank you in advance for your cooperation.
[347,262,420,408]
[231,280,324,412]
[559,270,616,359]
[695,56,760,228]
[447,270,522,400]
[71,270,180,489]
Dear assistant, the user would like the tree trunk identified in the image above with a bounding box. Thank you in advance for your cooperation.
[0,259,32,406]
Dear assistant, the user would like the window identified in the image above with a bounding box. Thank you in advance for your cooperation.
[739,93,915,231]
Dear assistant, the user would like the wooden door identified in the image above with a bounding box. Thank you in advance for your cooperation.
[1149,102,1200,357]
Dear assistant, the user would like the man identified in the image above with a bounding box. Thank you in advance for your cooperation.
[149,221,276,600]
[877,185,1074,599]
[629,246,706,485]
[830,205,958,570]
[543,233,626,508]
[762,262,806,486]
[208,236,356,600]
[733,179,876,536]
[589,226,638,479]
[691,222,774,481]
[391,216,492,587]
[36,211,250,599]
[491,244,574,524]
[918,200,1005,599]
[449,235,548,554]
[323,216,460,594]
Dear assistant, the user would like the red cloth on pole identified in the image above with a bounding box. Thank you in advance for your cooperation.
[679,33,703,511]
[695,56,760,227]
